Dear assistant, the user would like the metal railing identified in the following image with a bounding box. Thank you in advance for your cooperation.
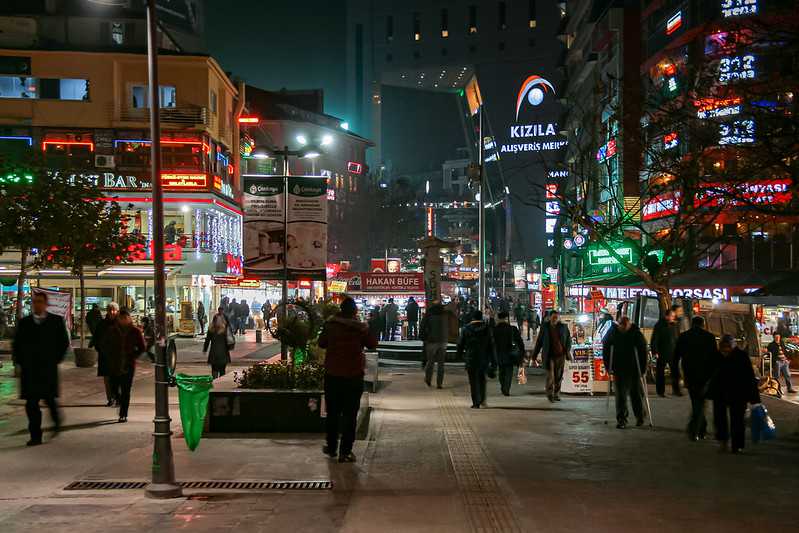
[117,105,209,127]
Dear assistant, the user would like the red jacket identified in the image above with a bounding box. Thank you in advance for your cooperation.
[318,315,377,377]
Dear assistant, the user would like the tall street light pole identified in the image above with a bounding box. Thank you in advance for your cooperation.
[144,0,181,499]
[281,147,289,361]
[478,105,486,313]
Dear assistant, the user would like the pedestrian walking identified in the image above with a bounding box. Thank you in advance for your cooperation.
[318,297,377,463]
[457,310,497,408]
[94,302,120,407]
[203,309,233,379]
[405,296,420,340]
[103,310,145,423]
[141,315,155,362]
[768,333,797,394]
[227,298,239,334]
[383,298,399,341]
[513,301,526,333]
[493,311,525,396]
[367,308,383,340]
[710,335,760,454]
[86,303,102,338]
[196,301,207,336]
[526,306,539,341]
[651,306,681,397]
[675,315,720,441]
[603,317,648,428]
[238,299,250,335]
[420,299,452,389]
[12,292,69,446]
[532,310,572,402]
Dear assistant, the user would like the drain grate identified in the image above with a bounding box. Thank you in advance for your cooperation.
[64,480,332,491]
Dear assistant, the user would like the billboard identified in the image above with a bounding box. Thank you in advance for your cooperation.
[242,175,328,280]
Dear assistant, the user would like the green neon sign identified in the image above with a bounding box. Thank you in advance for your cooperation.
[0,174,33,185]
[588,246,634,266]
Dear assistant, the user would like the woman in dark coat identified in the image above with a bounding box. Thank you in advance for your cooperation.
[94,303,120,406]
[711,335,760,454]
[103,310,145,423]
[203,308,232,378]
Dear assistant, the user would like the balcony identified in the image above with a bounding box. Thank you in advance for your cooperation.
[116,105,210,129]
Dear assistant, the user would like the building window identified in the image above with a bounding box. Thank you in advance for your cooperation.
[386,15,394,42]
[44,140,94,168]
[529,0,537,28]
[441,8,449,37]
[131,85,176,108]
[210,90,217,114]
[498,2,507,30]
[412,12,421,41]
[0,76,88,100]
[468,5,477,33]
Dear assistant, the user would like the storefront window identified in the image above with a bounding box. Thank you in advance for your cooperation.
[44,141,93,168]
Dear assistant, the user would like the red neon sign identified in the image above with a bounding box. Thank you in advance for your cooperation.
[128,242,183,262]
[42,141,95,151]
[238,116,260,124]
[347,161,363,174]
[666,12,682,35]
[162,173,207,189]
[226,253,243,276]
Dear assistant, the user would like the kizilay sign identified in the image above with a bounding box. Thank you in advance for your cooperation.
[501,75,568,155]
[242,175,328,280]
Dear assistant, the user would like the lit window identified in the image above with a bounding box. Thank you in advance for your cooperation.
[131,85,176,108]
[442,30,449,38]
[412,12,421,41]
[0,76,88,100]
[441,8,449,38]
[0,76,37,98]
[529,20,537,28]
[111,23,124,45]
[529,0,537,28]
[468,5,477,33]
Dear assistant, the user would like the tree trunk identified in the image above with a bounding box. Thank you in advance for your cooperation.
[655,286,672,316]
[79,267,86,349]
[15,248,27,321]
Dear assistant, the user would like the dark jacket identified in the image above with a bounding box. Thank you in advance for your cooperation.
[197,303,206,323]
[12,313,70,399]
[767,341,788,363]
[94,316,116,377]
[675,326,720,388]
[406,300,420,323]
[493,321,525,366]
[86,307,102,336]
[420,304,451,344]
[103,324,146,377]
[383,303,399,324]
[532,321,572,369]
[319,315,378,378]
[204,327,232,368]
[457,320,496,370]
[603,324,648,377]
[650,318,679,359]
[709,347,760,404]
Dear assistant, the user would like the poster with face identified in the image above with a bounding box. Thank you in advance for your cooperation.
[287,177,328,280]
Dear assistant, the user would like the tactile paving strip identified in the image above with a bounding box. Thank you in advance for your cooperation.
[437,393,523,533]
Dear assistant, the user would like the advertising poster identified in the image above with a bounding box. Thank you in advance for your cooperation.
[562,346,594,394]
[513,263,527,289]
[242,175,327,281]
[31,287,73,331]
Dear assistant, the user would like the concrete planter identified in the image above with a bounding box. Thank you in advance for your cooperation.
[73,347,97,368]
[206,387,369,435]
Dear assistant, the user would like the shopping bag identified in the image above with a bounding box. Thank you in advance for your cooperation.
[175,373,214,451]
[751,404,777,443]
[517,366,527,385]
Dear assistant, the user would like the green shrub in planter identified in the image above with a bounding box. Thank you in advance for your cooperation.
[235,361,325,390]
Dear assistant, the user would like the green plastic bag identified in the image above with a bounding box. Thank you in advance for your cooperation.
[175,373,214,451]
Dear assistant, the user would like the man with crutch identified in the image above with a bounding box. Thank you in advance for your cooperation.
[603,316,649,429]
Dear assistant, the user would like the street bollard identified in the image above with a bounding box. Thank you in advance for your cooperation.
[256,328,262,344]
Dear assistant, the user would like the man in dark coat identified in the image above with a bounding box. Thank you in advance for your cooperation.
[12,292,70,446]
[94,302,120,406]
[526,306,540,341]
[420,300,453,388]
[675,315,721,441]
[651,307,681,397]
[532,310,572,402]
[457,311,496,408]
[711,335,760,453]
[604,317,649,428]
[86,304,102,339]
[318,297,378,463]
[493,311,525,396]
[405,297,420,340]
[513,301,526,332]
[383,298,399,341]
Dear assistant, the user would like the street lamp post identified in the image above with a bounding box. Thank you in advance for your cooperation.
[143,0,181,500]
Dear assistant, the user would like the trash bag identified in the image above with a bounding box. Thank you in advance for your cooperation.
[175,373,214,451]
[751,403,777,443]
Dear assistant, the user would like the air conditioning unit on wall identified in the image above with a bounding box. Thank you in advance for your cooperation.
[95,155,115,169]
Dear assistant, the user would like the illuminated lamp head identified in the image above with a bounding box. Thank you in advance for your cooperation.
[515,75,556,120]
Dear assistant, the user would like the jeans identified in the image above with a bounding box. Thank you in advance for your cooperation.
[212,365,227,379]
[424,342,447,387]
[615,373,645,423]
[545,356,566,399]
[25,396,60,442]
[687,385,708,438]
[112,368,135,418]
[498,364,515,395]
[324,375,364,456]
[467,366,487,407]
[408,320,418,339]
[714,399,747,450]
[385,322,397,341]
[774,360,795,391]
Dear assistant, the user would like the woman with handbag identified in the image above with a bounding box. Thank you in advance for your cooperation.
[493,311,526,396]
[203,308,234,379]
[103,310,146,423]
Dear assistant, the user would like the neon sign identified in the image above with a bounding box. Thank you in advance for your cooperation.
[347,161,363,174]
[643,192,680,221]
[663,132,679,150]
[719,119,755,145]
[588,246,635,266]
[719,54,756,83]
[596,139,617,162]
[695,97,742,119]
[721,0,758,18]
[666,12,682,35]
[162,173,207,189]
